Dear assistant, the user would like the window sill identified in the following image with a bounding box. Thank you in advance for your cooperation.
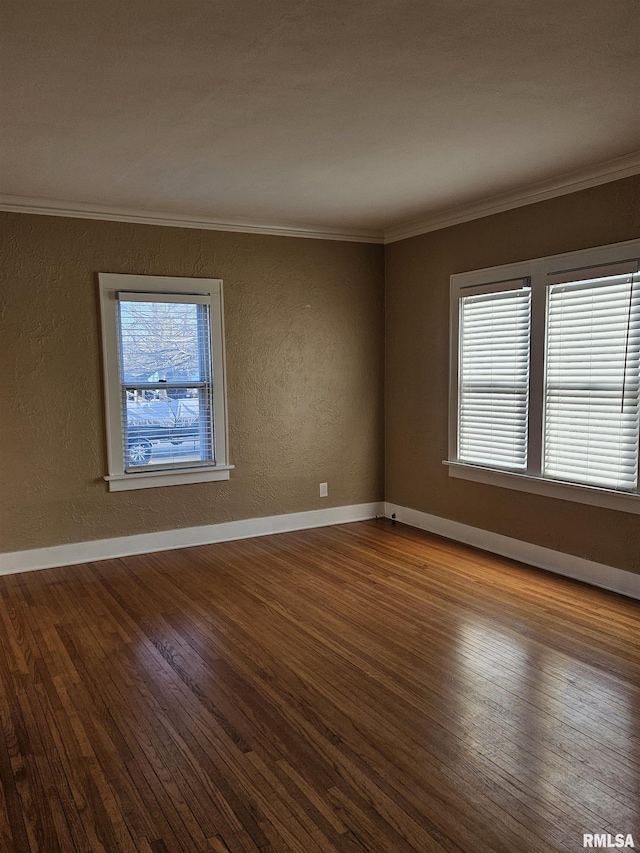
[105,465,234,492]
[444,461,640,515]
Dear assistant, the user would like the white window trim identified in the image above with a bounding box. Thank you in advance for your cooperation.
[447,237,640,515]
[99,273,233,491]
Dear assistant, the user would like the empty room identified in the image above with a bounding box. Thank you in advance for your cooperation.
[1,1,639,852]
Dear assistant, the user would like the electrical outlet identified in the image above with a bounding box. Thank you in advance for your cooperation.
[319,482,328,497]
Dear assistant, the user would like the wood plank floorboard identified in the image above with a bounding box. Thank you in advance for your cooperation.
[0,519,638,852]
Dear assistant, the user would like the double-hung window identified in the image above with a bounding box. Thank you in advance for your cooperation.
[99,274,232,491]
[457,280,531,471]
[448,238,640,514]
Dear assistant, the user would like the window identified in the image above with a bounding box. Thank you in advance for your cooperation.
[99,274,232,491]
[458,282,531,471]
[448,239,640,514]
[544,274,639,491]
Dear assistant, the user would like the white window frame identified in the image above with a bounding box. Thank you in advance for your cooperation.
[99,273,233,492]
[447,237,640,515]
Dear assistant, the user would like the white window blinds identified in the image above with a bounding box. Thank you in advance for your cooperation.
[458,285,531,470]
[544,273,640,491]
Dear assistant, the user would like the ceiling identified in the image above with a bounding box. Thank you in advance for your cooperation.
[1,0,639,242]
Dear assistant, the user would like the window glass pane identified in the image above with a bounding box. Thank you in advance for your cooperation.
[123,388,214,468]
[544,275,640,490]
[118,300,210,383]
[458,287,531,470]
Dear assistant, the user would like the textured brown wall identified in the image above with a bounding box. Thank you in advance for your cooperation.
[385,175,640,574]
[0,213,384,551]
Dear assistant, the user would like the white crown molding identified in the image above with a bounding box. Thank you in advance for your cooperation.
[0,195,384,244]
[0,502,385,576]
[2,151,639,245]
[385,502,640,600]
[383,150,640,244]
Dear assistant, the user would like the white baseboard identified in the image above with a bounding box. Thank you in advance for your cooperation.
[384,502,640,601]
[0,502,385,576]
[4,500,638,601]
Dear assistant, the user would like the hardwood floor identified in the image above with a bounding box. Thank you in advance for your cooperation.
[0,519,638,853]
